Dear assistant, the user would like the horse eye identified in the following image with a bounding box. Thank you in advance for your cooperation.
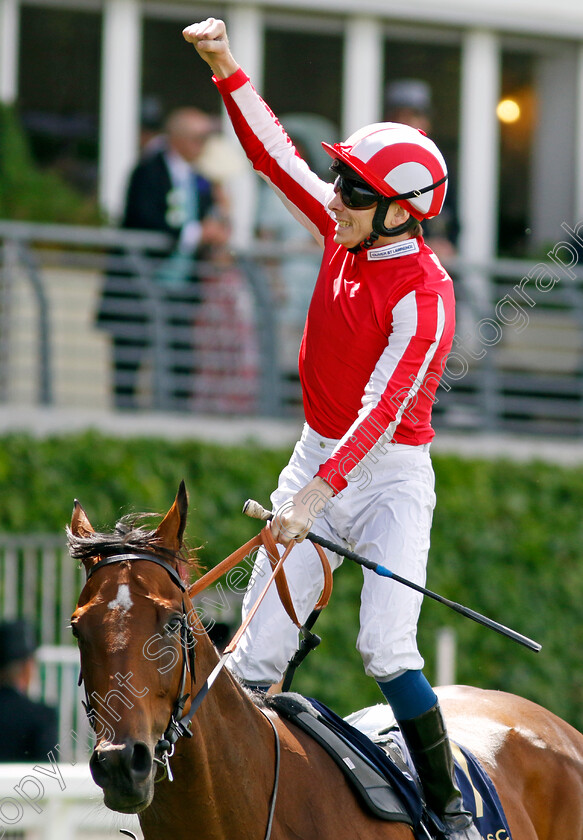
[70,622,80,639]
[165,616,182,635]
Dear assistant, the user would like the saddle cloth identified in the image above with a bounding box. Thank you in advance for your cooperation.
[269,693,512,840]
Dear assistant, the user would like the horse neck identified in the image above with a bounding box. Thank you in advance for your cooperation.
[144,638,277,840]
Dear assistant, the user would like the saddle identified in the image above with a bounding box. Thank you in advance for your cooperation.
[268,693,513,840]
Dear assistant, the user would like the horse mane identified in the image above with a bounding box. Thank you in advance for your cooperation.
[67,512,201,584]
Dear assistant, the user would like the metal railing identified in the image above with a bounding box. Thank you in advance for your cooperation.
[1,219,583,435]
[0,763,142,839]
[437,253,583,435]
[0,221,283,417]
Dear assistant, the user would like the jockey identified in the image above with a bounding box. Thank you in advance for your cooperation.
[184,18,479,840]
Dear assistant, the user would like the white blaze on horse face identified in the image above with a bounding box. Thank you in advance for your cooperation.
[105,584,134,651]
[108,584,133,614]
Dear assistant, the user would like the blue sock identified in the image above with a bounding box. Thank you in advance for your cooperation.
[377,670,437,721]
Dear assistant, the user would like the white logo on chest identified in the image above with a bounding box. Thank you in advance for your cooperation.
[108,584,133,615]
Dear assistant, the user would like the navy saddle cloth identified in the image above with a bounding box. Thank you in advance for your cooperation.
[270,693,512,840]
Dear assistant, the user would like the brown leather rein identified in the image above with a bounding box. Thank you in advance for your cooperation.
[189,524,333,630]
[181,525,332,720]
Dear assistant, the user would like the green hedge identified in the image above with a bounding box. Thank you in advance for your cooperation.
[1,431,581,730]
[0,104,102,223]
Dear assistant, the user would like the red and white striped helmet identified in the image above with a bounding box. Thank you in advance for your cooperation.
[322,122,448,220]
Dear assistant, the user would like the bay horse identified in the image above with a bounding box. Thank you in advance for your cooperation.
[69,483,583,840]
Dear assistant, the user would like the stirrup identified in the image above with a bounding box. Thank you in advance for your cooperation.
[444,825,482,840]
[442,812,482,840]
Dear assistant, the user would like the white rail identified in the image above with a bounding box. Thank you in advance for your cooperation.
[0,763,142,840]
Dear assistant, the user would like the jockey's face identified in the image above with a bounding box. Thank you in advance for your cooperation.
[327,184,378,249]
[327,189,410,249]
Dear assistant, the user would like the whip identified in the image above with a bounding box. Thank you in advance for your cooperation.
[243,499,541,653]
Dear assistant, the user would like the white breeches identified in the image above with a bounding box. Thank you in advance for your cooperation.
[228,424,436,684]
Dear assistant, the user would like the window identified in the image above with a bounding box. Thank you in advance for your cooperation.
[141,16,225,124]
[263,24,342,126]
[383,34,461,251]
[498,50,535,257]
[18,5,101,196]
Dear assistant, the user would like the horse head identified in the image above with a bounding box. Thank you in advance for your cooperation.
[69,481,203,813]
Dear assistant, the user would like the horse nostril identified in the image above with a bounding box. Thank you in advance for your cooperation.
[128,741,153,781]
[90,748,111,787]
[90,741,153,788]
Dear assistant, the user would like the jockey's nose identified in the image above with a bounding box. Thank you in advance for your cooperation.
[90,740,153,788]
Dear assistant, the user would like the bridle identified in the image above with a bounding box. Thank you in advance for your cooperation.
[79,548,198,782]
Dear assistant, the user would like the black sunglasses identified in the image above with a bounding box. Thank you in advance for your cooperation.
[333,175,383,209]
[330,161,382,209]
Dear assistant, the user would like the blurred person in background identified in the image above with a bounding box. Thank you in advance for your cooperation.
[385,79,459,262]
[97,107,231,410]
[0,619,58,762]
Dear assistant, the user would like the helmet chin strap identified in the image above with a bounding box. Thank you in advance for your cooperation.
[349,172,448,252]
[351,198,417,253]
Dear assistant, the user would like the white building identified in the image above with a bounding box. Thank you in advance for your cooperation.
[1,0,583,264]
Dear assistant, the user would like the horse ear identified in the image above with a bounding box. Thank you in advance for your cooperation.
[156,481,188,552]
[70,500,95,537]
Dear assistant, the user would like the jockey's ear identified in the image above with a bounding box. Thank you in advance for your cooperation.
[156,481,188,552]
[71,500,95,537]
[384,202,410,231]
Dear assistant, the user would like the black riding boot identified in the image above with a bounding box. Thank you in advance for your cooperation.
[398,701,481,840]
